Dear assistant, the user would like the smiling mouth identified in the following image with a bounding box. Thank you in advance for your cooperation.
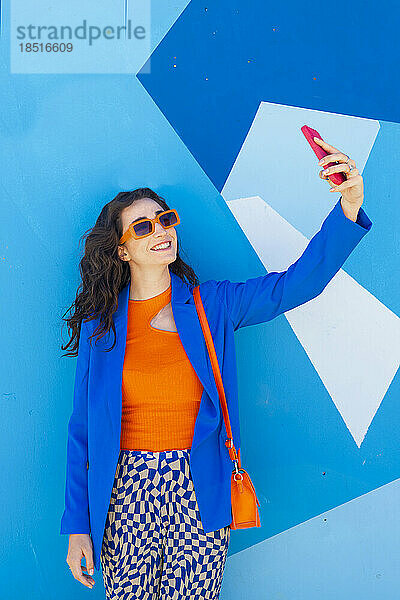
[150,240,172,251]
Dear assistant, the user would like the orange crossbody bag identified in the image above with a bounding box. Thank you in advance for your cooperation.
[193,285,261,530]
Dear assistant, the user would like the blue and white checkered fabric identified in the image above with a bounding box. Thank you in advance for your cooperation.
[101,448,231,599]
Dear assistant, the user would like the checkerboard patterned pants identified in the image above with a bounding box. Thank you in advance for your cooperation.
[100,448,231,599]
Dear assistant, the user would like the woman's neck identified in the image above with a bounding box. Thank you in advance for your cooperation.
[128,269,171,301]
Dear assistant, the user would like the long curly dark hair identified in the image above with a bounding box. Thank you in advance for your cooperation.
[61,187,200,357]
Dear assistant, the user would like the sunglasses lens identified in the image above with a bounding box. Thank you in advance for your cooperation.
[159,211,178,228]
[133,220,152,237]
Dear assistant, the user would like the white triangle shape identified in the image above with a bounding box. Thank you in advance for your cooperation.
[226,195,400,447]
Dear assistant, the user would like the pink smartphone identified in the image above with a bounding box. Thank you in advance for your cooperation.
[301,125,345,186]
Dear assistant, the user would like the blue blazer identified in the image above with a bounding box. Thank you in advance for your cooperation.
[60,198,372,571]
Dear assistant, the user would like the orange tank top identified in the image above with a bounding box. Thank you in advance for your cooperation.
[119,282,204,451]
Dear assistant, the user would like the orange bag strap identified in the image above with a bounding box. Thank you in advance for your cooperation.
[193,285,242,471]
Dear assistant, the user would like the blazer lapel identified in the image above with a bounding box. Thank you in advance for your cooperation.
[106,270,221,453]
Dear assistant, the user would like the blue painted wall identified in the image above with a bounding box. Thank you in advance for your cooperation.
[0,1,398,598]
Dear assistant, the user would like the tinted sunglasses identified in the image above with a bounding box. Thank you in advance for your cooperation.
[119,209,180,244]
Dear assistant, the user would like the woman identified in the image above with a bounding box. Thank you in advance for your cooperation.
[60,138,372,598]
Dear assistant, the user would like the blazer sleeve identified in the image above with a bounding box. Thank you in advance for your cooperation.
[214,198,373,331]
[60,319,91,535]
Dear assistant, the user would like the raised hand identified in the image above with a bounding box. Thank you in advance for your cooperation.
[314,136,364,220]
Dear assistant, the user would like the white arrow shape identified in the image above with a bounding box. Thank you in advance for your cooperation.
[221,102,398,447]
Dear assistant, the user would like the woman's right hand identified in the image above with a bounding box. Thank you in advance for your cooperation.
[66,533,95,588]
